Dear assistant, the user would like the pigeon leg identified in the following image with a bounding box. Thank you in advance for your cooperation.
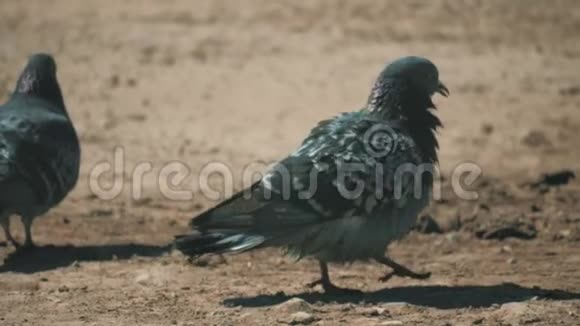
[21,216,35,248]
[307,261,362,295]
[376,256,431,282]
[1,215,20,248]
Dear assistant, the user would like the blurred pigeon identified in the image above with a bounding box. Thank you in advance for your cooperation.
[0,54,80,248]
[176,56,448,294]
[530,170,575,189]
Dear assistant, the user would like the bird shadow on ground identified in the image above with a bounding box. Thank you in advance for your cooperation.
[223,283,580,309]
[0,243,172,274]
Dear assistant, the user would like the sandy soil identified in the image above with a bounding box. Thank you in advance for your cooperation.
[1,0,580,325]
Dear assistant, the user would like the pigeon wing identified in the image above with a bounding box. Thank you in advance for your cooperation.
[191,112,425,240]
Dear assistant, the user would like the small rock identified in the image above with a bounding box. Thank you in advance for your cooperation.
[127,113,147,122]
[553,229,572,241]
[134,272,151,285]
[380,321,403,326]
[290,312,315,325]
[523,317,542,324]
[363,307,388,317]
[522,130,552,148]
[275,298,314,313]
[481,123,494,135]
[239,312,253,319]
[559,229,572,238]
[383,302,409,309]
[507,258,517,264]
[109,75,120,88]
[445,232,460,242]
[340,303,355,312]
[500,245,513,254]
[530,204,542,212]
[162,56,176,66]
[499,302,529,315]
[559,85,580,96]
[89,208,113,217]
[472,317,484,325]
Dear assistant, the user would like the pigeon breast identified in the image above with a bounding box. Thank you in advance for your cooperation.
[0,97,79,215]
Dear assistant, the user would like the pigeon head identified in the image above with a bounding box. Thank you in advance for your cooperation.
[12,53,66,111]
[366,56,449,115]
[26,53,58,76]
[381,56,448,98]
[366,56,448,163]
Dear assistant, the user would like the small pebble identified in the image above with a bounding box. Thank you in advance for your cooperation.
[500,245,512,253]
[134,272,151,285]
[276,298,313,314]
[380,321,403,326]
[290,311,315,325]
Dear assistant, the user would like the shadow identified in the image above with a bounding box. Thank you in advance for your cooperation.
[224,283,580,309]
[0,243,172,273]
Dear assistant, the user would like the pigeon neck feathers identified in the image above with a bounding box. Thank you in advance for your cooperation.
[366,77,441,163]
[11,54,68,115]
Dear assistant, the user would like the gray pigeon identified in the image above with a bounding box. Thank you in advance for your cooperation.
[175,56,448,294]
[0,53,80,248]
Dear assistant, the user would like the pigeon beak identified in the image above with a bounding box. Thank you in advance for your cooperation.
[437,81,449,97]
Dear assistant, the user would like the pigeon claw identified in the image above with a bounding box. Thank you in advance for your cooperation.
[378,271,395,283]
[10,239,21,249]
[306,279,323,289]
[306,279,363,296]
[376,256,432,282]
[379,269,431,282]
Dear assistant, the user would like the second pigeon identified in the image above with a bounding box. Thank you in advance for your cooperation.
[0,54,80,248]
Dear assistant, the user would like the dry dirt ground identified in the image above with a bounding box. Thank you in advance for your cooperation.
[1,1,580,325]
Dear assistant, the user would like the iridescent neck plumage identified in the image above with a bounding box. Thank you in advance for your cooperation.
[365,78,442,163]
[12,68,67,114]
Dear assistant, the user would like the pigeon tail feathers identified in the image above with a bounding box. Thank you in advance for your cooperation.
[174,231,266,257]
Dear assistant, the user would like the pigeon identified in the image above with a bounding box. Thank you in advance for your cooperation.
[0,53,80,248]
[175,56,448,294]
